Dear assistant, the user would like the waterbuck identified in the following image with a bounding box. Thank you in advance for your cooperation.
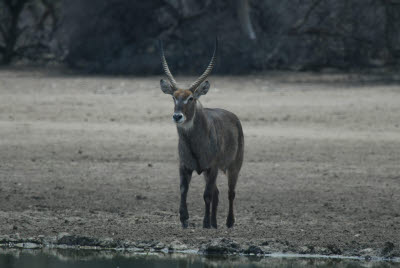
[159,39,244,229]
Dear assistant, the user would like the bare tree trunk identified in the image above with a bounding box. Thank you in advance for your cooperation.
[236,0,256,40]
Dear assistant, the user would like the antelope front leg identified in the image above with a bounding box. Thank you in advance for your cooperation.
[203,167,218,229]
[179,166,192,228]
[211,186,219,228]
[226,169,239,228]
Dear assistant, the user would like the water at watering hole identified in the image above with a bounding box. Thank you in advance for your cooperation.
[1,249,399,268]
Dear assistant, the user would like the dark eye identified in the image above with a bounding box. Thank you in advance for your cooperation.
[188,97,193,102]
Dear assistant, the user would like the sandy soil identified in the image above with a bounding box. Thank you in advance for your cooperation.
[0,68,399,257]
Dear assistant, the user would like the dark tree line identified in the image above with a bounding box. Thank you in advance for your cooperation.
[288,0,400,68]
[0,0,399,73]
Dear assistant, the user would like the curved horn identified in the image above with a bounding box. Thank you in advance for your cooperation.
[159,40,178,89]
[189,38,218,92]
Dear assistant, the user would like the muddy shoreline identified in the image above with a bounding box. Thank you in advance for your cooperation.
[0,233,399,262]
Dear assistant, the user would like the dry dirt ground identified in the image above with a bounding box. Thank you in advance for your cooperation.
[0,68,399,257]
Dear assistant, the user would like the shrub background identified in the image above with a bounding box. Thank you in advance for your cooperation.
[1,0,400,73]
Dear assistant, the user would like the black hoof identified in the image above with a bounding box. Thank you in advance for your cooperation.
[181,220,188,229]
[226,216,235,228]
[211,215,217,228]
[203,219,211,229]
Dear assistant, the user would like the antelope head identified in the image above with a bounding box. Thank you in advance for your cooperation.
[159,39,217,125]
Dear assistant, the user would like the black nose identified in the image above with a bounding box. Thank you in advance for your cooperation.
[173,113,183,122]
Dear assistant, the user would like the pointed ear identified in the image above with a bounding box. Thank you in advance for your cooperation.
[193,81,210,99]
[160,79,175,95]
